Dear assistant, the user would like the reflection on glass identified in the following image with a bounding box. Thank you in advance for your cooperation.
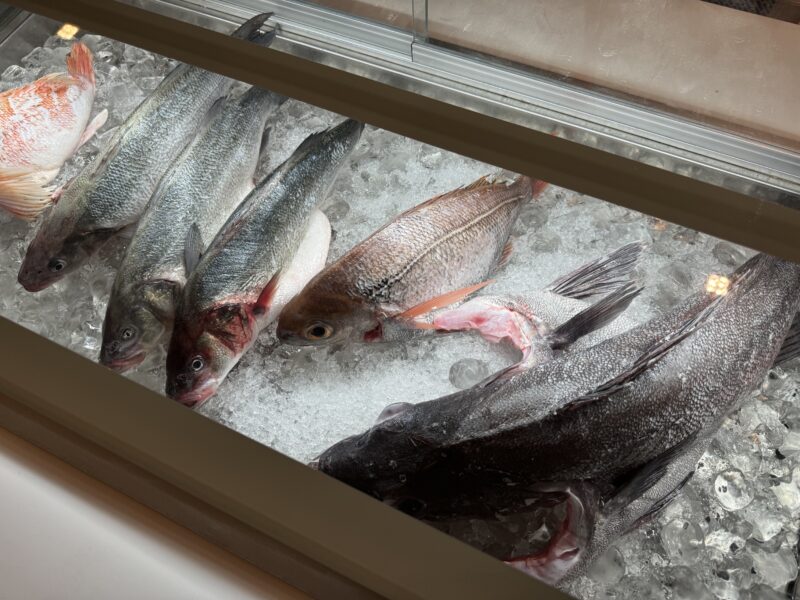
[422,0,800,151]
[0,12,799,600]
[305,0,413,29]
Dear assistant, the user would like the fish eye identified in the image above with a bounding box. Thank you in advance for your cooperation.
[304,322,333,340]
[190,356,204,372]
[48,258,66,272]
[121,326,136,340]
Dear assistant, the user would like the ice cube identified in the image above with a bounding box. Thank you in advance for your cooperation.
[587,547,625,585]
[715,470,755,511]
[448,358,491,389]
[660,518,703,565]
[750,547,797,589]
[771,480,800,514]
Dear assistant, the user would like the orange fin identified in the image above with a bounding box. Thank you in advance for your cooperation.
[497,241,513,270]
[66,41,95,85]
[532,179,549,198]
[0,168,53,220]
[252,272,281,316]
[396,280,494,320]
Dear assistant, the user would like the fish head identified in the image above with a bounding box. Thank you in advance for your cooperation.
[100,280,177,372]
[18,204,117,291]
[165,303,254,407]
[277,291,379,345]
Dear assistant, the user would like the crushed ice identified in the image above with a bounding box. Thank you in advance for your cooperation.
[0,33,798,599]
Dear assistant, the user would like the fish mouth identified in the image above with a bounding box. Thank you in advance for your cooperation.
[100,350,146,373]
[170,379,219,409]
[17,272,54,293]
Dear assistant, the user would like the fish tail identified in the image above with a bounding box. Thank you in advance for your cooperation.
[0,168,53,221]
[66,41,95,86]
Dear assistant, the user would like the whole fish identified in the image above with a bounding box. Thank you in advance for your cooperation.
[0,41,107,220]
[276,174,547,345]
[99,86,284,372]
[423,242,644,377]
[17,13,276,292]
[165,118,364,407]
[315,253,800,587]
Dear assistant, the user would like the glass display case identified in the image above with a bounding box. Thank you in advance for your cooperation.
[0,2,798,600]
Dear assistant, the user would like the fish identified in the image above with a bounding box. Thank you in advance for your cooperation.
[99,85,285,372]
[424,242,645,378]
[314,252,800,587]
[0,41,107,220]
[276,174,547,345]
[165,118,364,407]
[17,13,276,292]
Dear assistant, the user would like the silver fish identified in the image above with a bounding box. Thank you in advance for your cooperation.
[165,118,364,407]
[315,253,800,587]
[17,13,276,292]
[99,86,284,372]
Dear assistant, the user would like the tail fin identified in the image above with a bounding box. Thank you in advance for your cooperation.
[547,241,646,300]
[231,12,274,41]
[0,168,53,220]
[66,41,94,86]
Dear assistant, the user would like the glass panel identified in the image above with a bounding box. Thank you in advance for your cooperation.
[1,8,799,600]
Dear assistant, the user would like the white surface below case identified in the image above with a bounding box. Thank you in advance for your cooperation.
[0,426,310,600]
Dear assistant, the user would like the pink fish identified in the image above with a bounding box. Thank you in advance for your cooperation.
[0,41,107,220]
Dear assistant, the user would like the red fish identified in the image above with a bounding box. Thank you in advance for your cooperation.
[0,41,107,220]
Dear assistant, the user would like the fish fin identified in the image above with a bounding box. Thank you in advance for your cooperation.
[496,241,514,271]
[547,242,646,300]
[184,223,204,275]
[66,41,94,85]
[0,167,53,220]
[604,430,699,517]
[140,279,179,322]
[395,280,495,320]
[628,470,695,532]
[548,282,642,350]
[475,363,521,388]
[774,314,800,367]
[560,292,727,413]
[253,272,281,316]
[77,109,108,148]
[232,12,274,40]
[530,178,549,198]
[461,174,495,192]
[258,127,271,159]
[34,72,75,87]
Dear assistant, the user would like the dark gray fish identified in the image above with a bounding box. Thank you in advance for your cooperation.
[165,118,364,407]
[17,13,276,292]
[315,253,800,587]
[99,86,284,372]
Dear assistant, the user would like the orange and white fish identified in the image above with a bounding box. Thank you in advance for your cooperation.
[0,41,107,220]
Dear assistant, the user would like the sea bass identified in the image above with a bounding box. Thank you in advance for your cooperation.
[17,13,276,292]
[276,174,547,345]
[99,86,284,372]
[0,41,107,220]
[165,118,364,407]
[315,253,800,587]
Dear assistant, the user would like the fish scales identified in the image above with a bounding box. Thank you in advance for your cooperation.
[100,86,283,371]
